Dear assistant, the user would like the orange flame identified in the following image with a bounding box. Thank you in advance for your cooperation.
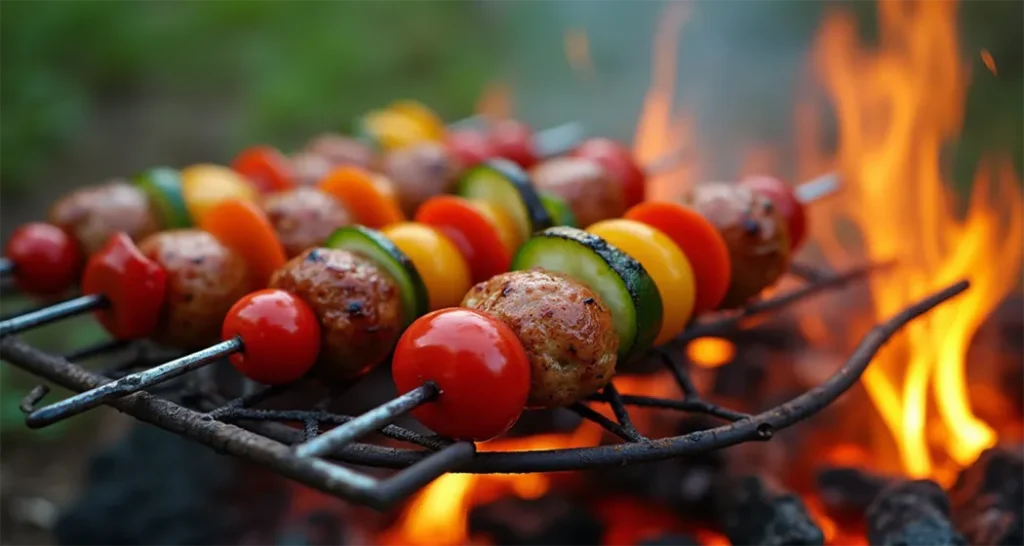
[980,49,998,76]
[475,81,513,122]
[633,1,697,201]
[686,338,736,369]
[812,0,1024,480]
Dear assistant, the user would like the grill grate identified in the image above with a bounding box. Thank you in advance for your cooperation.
[0,264,970,510]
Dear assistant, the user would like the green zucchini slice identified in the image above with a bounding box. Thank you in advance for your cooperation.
[456,159,552,241]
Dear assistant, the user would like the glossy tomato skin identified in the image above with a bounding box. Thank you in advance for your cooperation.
[392,308,530,441]
[444,129,496,170]
[5,223,83,297]
[232,146,295,193]
[740,175,806,251]
[222,289,321,385]
[488,120,537,169]
[572,138,646,208]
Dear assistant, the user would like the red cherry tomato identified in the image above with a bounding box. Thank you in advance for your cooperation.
[232,146,295,193]
[624,201,732,314]
[82,233,167,339]
[487,120,537,169]
[741,175,807,251]
[4,223,83,297]
[392,308,530,441]
[572,138,646,208]
[222,289,321,385]
[444,129,496,170]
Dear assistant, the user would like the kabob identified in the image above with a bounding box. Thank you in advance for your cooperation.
[0,103,583,299]
[15,152,836,440]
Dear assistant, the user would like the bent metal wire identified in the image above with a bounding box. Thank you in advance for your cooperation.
[0,262,969,510]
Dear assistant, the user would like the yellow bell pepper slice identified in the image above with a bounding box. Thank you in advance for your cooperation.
[180,164,258,224]
[382,222,472,310]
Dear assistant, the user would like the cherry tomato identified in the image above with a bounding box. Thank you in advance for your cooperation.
[588,219,696,345]
[382,223,472,311]
[392,308,530,441]
[232,146,295,193]
[415,196,512,284]
[444,129,496,169]
[741,175,807,251]
[222,289,320,385]
[624,201,731,314]
[82,233,167,339]
[4,223,83,297]
[572,138,646,208]
[487,120,537,169]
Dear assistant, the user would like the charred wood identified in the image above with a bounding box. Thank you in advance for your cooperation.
[949,445,1024,545]
[866,479,966,546]
[712,474,824,545]
[468,494,603,546]
[815,465,894,517]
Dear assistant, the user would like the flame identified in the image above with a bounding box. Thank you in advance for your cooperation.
[980,49,998,75]
[633,1,697,201]
[812,0,1024,479]
[686,338,736,369]
[564,28,595,81]
[475,81,513,122]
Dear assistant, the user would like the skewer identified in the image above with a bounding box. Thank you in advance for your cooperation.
[0,294,106,337]
[533,121,588,158]
[294,382,439,458]
[25,337,242,428]
[0,258,13,277]
[794,171,841,204]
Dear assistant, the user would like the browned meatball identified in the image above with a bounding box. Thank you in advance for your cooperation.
[139,230,253,349]
[270,248,402,380]
[530,157,626,228]
[304,133,377,169]
[683,182,790,308]
[262,188,351,257]
[462,269,619,408]
[49,181,161,254]
[290,152,335,186]
[383,142,459,217]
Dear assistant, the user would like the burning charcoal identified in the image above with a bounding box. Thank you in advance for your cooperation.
[638,534,700,546]
[815,465,894,516]
[866,479,966,546]
[468,494,603,546]
[712,474,824,545]
[587,416,724,521]
[948,445,1024,545]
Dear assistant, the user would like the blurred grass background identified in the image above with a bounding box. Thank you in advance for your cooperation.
[0,2,1020,541]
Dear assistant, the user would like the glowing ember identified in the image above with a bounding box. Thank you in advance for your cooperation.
[980,49,998,76]
[812,0,1023,480]
[564,28,595,81]
[686,338,736,369]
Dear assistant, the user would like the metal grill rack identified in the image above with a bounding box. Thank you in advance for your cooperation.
[0,263,970,510]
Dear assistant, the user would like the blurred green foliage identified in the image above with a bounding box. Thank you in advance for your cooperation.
[1,1,496,191]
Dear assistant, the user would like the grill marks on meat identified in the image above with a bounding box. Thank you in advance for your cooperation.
[463,269,618,408]
[383,142,459,217]
[139,230,253,349]
[271,248,402,381]
[49,181,161,254]
[262,188,351,257]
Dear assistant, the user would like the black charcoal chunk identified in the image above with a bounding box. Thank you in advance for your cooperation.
[468,494,603,546]
[816,465,893,516]
[949,445,1024,545]
[638,534,701,546]
[713,474,824,545]
[866,479,966,546]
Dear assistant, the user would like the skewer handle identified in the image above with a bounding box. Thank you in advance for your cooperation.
[794,172,841,204]
[533,121,588,159]
[26,336,243,428]
[0,294,106,337]
[294,382,438,458]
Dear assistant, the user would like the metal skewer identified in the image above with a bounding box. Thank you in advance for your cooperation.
[0,258,13,277]
[0,294,107,337]
[794,171,841,204]
[25,336,243,428]
[533,121,588,158]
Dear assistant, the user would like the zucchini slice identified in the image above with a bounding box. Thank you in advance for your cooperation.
[539,191,578,228]
[456,159,552,242]
[135,167,192,229]
[511,226,663,359]
[324,225,429,326]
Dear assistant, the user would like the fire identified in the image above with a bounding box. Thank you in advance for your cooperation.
[686,338,736,369]
[980,49,997,76]
[475,81,513,122]
[632,1,697,201]
[812,0,1023,479]
[564,28,595,81]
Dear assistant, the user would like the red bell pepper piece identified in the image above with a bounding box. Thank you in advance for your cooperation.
[82,233,167,340]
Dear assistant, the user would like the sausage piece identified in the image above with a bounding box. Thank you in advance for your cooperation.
[462,269,619,408]
[683,182,790,308]
[383,142,460,217]
[139,230,253,349]
[270,248,402,380]
[291,134,378,186]
[262,188,351,258]
[530,157,626,228]
[49,181,161,254]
